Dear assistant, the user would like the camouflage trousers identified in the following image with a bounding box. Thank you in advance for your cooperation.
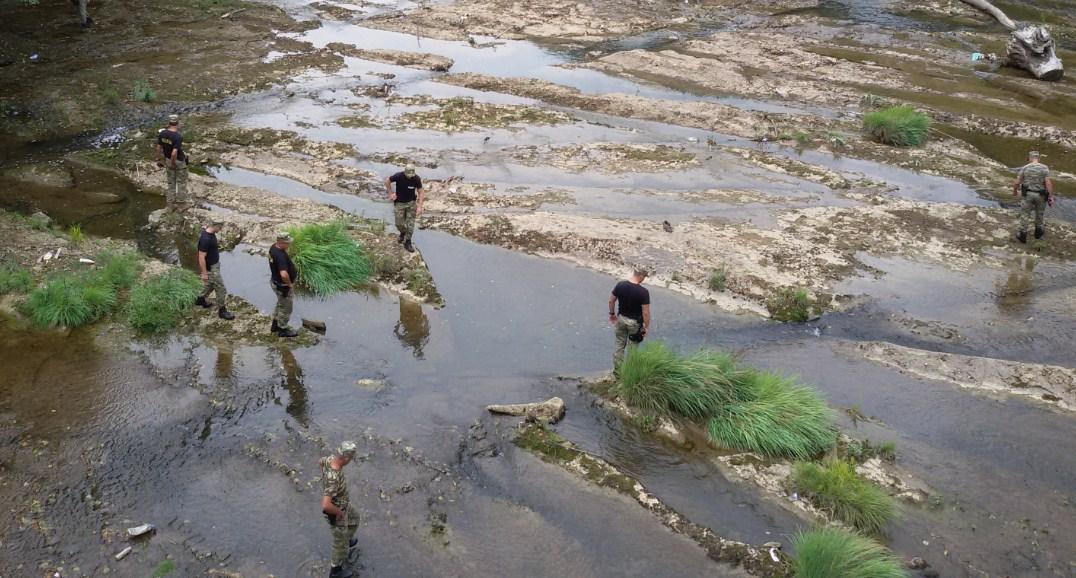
[272,283,293,330]
[328,505,359,566]
[1020,192,1047,233]
[613,316,642,369]
[394,201,417,242]
[199,263,228,305]
[165,161,191,206]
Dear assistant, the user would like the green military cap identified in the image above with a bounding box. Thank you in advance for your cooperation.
[1028,150,1041,158]
[276,233,293,243]
[168,113,180,124]
[209,219,225,227]
[338,441,358,457]
[404,164,417,176]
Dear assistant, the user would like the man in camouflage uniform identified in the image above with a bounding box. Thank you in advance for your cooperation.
[268,233,299,338]
[321,441,360,578]
[195,220,235,320]
[1013,150,1055,243]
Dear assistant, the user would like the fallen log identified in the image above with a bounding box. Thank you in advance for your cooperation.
[958,0,1064,81]
[487,397,566,424]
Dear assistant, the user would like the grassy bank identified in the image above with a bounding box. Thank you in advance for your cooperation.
[792,528,904,578]
[615,343,835,459]
[128,269,203,334]
[22,251,140,328]
[791,459,897,535]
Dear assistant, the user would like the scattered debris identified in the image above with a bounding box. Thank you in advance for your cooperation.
[302,318,327,334]
[114,546,133,560]
[126,523,156,538]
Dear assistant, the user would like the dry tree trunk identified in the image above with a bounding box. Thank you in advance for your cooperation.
[958,0,1064,81]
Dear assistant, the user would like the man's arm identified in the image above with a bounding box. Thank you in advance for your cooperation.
[416,186,426,215]
[608,294,617,325]
[1013,174,1023,196]
[321,495,344,518]
[279,270,292,287]
[385,177,396,201]
[642,304,651,334]
[197,251,208,281]
[1046,176,1055,205]
[170,147,178,168]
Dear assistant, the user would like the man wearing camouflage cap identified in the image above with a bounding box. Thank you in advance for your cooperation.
[321,441,360,578]
[268,233,299,338]
[1013,150,1055,243]
[195,220,235,320]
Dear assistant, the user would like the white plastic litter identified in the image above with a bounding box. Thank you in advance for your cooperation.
[115,546,132,560]
[127,523,156,538]
[79,258,96,264]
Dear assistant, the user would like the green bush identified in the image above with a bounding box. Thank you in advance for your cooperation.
[130,80,156,103]
[707,369,835,460]
[791,459,896,534]
[864,105,930,147]
[287,221,372,297]
[708,265,727,292]
[617,344,835,459]
[766,287,812,322]
[792,528,905,578]
[0,263,34,294]
[844,438,896,463]
[128,269,202,334]
[25,274,115,328]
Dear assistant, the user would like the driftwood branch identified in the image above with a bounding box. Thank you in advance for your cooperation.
[958,0,1017,30]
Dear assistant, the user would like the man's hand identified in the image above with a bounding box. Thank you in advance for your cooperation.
[416,203,424,216]
[608,313,617,325]
[200,271,209,282]
[1049,195,1056,207]
[389,191,397,202]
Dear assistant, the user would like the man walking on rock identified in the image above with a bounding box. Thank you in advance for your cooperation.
[268,233,299,338]
[156,114,192,210]
[322,441,360,578]
[195,220,235,320]
[1013,150,1055,243]
[609,267,651,372]
[385,164,424,253]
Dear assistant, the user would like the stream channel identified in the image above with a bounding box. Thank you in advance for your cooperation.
[1,1,1075,576]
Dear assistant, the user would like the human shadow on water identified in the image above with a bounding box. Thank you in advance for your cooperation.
[394,297,430,359]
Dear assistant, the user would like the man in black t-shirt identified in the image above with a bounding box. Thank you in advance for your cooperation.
[384,164,424,253]
[269,233,299,338]
[608,268,651,370]
[155,114,191,210]
[195,221,235,320]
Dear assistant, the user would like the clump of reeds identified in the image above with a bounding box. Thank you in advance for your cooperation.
[791,459,897,535]
[127,269,202,334]
[616,343,835,459]
[286,221,372,297]
[792,527,905,578]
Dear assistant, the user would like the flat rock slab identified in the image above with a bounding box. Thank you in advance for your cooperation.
[487,397,566,423]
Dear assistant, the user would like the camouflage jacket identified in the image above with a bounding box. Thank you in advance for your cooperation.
[1019,162,1050,192]
[321,456,350,511]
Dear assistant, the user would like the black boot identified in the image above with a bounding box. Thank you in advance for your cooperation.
[278,327,298,338]
[404,239,414,253]
[398,232,405,244]
[195,296,213,309]
[349,538,358,548]
[1017,230,1027,244]
[1034,226,1045,240]
[271,320,280,334]
[218,307,235,320]
[329,565,353,578]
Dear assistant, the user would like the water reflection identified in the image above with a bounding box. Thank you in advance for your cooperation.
[279,348,309,427]
[394,298,430,359]
[996,255,1037,312]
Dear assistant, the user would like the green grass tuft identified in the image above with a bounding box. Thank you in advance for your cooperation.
[96,250,141,290]
[864,105,930,147]
[151,559,176,577]
[128,269,202,334]
[617,344,835,459]
[844,438,896,463]
[67,224,84,246]
[25,274,113,328]
[708,265,727,292]
[287,221,372,297]
[792,527,905,578]
[791,459,896,535]
[0,263,34,294]
[130,80,156,103]
[707,369,835,460]
[766,287,812,322]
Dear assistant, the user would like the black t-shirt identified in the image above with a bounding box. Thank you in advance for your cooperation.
[269,245,297,284]
[158,129,186,162]
[389,172,422,203]
[613,280,650,321]
[197,229,220,268]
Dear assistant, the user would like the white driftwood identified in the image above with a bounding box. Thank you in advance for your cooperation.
[958,0,1064,81]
